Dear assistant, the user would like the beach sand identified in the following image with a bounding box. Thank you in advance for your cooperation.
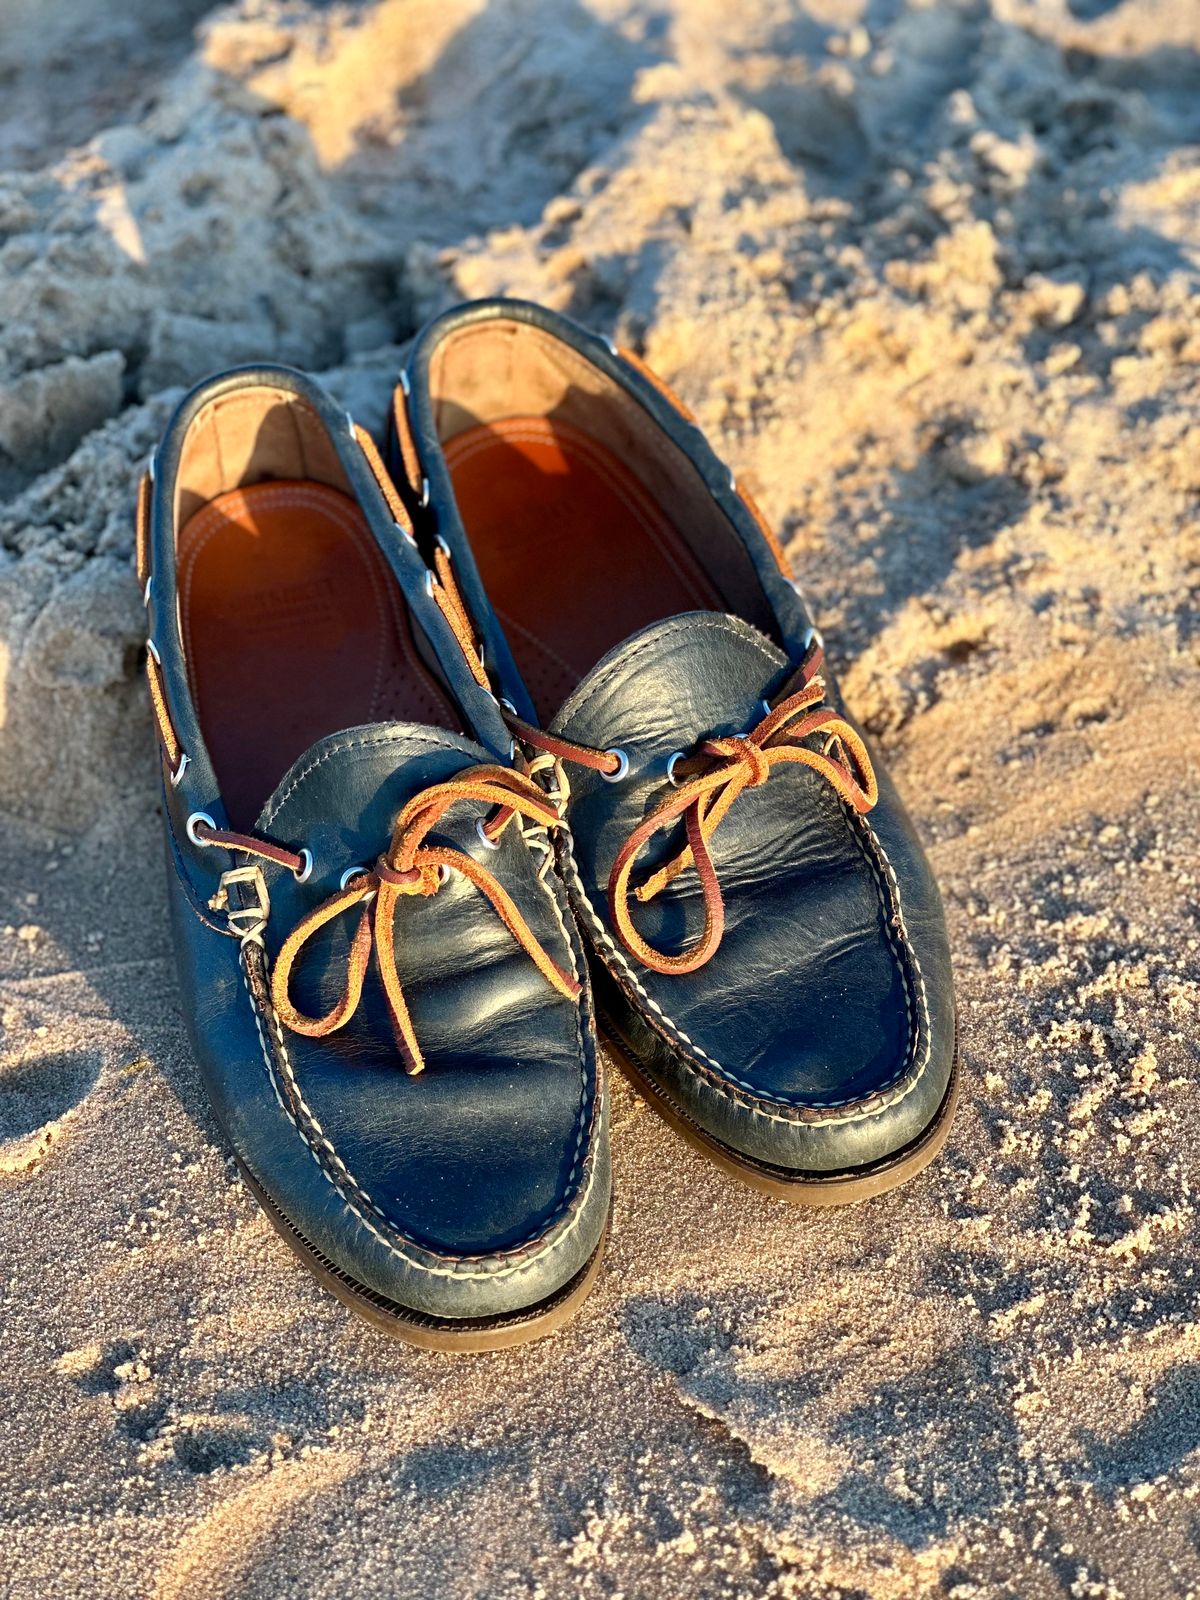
[2,1,1199,1595]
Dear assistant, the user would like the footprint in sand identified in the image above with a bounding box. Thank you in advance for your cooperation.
[0,1047,101,1175]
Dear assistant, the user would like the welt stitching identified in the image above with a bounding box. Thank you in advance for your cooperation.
[530,839,592,1189]
[240,949,599,1278]
[564,841,933,1126]
[557,613,784,731]
[252,732,597,1264]
[848,812,933,1090]
[260,728,461,828]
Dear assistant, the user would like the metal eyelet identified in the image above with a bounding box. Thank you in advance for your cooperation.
[186,811,215,846]
[601,748,629,783]
[147,452,157,483]
[419,477,431,509]
[143,574,153,607]
[423,570,434,597]
[804,625,824,652]
[760,699,772,718]
[602,335,619,358]
[665,751,684,787]
[727,468,738,493]
[499,696,518,716]
[399,369,412,396]
[293,848,313,884]
[340,865,368,891]
[169,752,190,788]
[145,637,161,665]
[396,520,418,548]
[476,819,501,851]
[346,410,357,438]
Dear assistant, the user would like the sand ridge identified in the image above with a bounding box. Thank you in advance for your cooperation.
[1,1,1199,1596]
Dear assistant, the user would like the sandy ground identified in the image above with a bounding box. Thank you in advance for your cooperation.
[1,0,1199,1595]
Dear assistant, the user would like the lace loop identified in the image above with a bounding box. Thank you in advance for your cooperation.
[202,766,579,1075]
[506,638,878,976]
[268,765,580,1074]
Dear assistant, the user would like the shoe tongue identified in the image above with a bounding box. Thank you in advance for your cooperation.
[549,612,789,755]
[253,720,490,903]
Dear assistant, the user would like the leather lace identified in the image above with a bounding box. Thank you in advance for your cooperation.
[507,640,878,975]
[192,766,579,1074]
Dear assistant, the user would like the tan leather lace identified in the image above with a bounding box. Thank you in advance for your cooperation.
[191,767,579,1075]
[507,641,878,975]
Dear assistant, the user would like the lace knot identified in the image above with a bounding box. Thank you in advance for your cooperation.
[270,766,581,1074]
[706,734,770,788]
[375,856,437,895]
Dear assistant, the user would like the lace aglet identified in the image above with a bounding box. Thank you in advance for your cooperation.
[387,1010,426,1075]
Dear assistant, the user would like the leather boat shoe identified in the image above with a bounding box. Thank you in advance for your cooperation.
[138,363,610,1346]
[387,299,958,1202]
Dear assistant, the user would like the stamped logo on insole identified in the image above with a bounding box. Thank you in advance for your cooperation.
[221,575,353,637]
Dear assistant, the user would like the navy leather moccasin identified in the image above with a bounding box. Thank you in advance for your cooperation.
[138,364,609,1347]
[387,299,958,1203]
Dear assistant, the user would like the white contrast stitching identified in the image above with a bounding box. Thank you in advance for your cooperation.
[261,728,465,828]
[563,815,933,1127]
[555,612,784,731]
[239,951,601,1279]
[554,615,936,1123]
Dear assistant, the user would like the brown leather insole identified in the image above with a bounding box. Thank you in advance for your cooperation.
[178,479,458,829]
[444,417,724,718]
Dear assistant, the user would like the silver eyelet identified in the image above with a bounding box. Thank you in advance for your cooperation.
[399,369,411,396]
[186,811,215,846]
[396,519,417,548]
[665,751,684,787]
[169,752,190,788]
[476,819,500,851]
[727,468,738,493]
[508,739,518,763]
[346,410,357,438]
[419,476,431,509]
[143,574,153,607]
[499,696,518,716]
[423,570,434,597]
[601,748,629,783]
[147,452,157,483]
[293,848,313,884]
[602,335,619,358]
[145,637,161,665]
[340,865,368,891]
[760,699,772,718]
[804,625,824,652]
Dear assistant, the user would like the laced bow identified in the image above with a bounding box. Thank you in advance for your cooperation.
[269,766,579,1073]
[193,766,579,1075]
[508,641,878,976]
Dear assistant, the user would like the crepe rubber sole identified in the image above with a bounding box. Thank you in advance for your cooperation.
[598,986,960,1205]
[236,1158,610,1352]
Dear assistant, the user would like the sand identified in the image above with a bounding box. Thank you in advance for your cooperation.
[1,0,1199,1595]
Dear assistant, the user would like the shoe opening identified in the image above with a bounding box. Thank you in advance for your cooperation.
[173,384,462,828]
[427,317,780,719]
